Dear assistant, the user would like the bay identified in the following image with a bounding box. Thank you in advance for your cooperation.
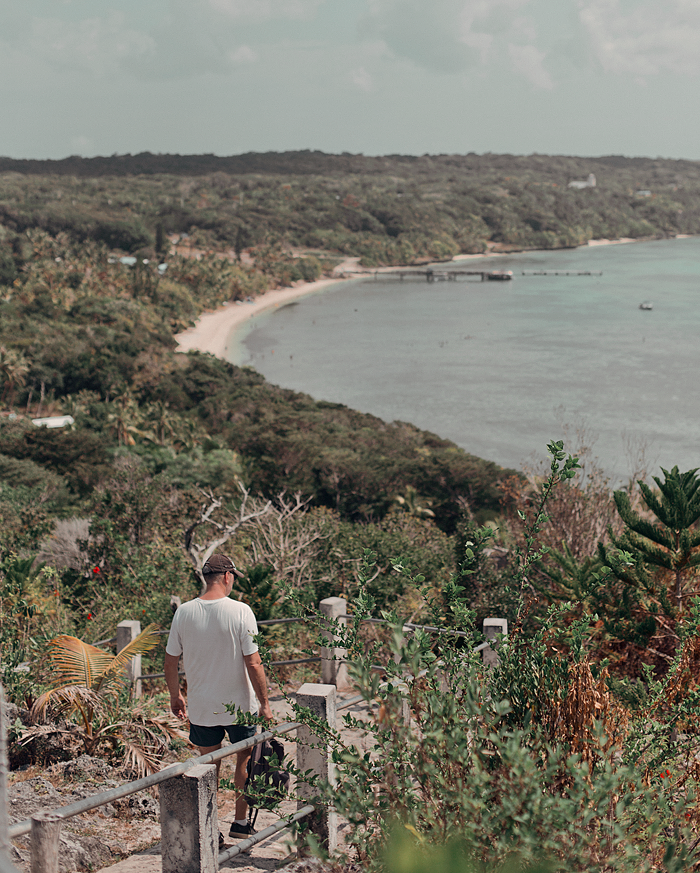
[230,238,700,480]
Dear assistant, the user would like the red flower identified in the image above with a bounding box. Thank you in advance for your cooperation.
[142,609,146,615]
[666,769,671,776]
[93,566,100,574]
[87,613,93,620]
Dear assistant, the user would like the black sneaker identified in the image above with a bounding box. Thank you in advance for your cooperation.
[228,821,256,839]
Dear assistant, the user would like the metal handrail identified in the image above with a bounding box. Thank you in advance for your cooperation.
[340,616,471,638]
[96,613,472,654]
[93,636,117,646]
[258,617,306,626]
[270,657,321,666]
[8,722,302,839]
[218,804,315,864]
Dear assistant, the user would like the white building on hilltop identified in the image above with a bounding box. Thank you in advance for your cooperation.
[32,415,75,429]
[568,173,597,189]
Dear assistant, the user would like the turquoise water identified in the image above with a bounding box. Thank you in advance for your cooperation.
[231,238,700,479]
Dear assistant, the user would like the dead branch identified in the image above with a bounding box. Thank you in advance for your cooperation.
[246,492,327,590]
[184,482,272,590]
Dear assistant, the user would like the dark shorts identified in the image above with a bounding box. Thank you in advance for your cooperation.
[189,722,256,748]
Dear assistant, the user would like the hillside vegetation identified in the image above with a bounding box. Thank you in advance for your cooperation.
[3,152,700,871]
[1,151,699,266]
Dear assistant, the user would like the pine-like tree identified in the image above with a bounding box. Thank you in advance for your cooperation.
[600,466,700,617]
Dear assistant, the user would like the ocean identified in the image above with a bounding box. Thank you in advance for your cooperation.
[230,238,700,481]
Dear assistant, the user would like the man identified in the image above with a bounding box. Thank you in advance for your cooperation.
[164,553,273,839]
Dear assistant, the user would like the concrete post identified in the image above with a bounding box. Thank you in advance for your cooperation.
[296,683,337,852]
[482,618,508,668]
[116,620,142,697]
[319,597,347,688]
[160,764,218,873]
[30,813,61,873]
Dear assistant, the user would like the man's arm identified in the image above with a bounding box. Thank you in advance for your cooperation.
[243,651,273,720]
[164,653,187,719]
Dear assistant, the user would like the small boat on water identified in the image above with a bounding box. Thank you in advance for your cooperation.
[639,301,653,310]
[486,270,514,281]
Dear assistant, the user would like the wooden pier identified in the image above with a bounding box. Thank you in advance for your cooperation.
[345,269,514,282]
[521,270,603,276]
[343,268,602,282]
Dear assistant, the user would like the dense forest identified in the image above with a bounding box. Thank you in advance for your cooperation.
[3,152,700,872]
[1,151,700,266]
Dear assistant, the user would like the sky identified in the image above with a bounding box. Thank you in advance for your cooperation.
[2,0,700,161]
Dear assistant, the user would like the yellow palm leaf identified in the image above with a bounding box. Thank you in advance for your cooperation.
[46,624,161,695]
[47,636,114,689]
[107,624,161,675]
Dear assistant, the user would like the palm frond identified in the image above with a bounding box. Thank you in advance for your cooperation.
[121,740,161,778]
[140,713,190,743]
[105,624,161,676]
[32,685,103,729]
[15,723,74,748]
[47,635,114,689]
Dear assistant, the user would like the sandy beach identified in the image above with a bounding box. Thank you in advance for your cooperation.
[174,251,510,359]
[174,263,360,359]
[174,236,662,359]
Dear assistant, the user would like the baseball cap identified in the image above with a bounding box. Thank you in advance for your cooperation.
[202,554,244,578]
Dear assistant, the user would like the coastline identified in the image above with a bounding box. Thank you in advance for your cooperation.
[174,270,356,360]
[174,249,515,359]
[174,235,687,359]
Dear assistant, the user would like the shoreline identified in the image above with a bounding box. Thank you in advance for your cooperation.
[174,235,689,359]
[175,272,355,360]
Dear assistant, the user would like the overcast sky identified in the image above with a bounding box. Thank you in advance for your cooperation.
[2,0,700,161]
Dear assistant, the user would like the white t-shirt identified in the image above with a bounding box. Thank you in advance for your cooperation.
[165,596,259,726]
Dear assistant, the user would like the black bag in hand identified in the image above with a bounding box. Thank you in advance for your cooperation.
[243,737,290,825]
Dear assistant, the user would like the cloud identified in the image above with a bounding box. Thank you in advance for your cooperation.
[362,0,480,73]
[579,0,700,77]
[350,66,373,91]
[228,45,258,64]
[208,0,325,20]
[508,42,553,88]
[14,13,154,77]
[362,0,537,73]
[0,0,325,82]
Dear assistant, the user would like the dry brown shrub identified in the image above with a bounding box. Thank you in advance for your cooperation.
[550,658,629,769]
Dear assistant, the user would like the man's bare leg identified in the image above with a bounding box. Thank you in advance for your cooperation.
[234,748,252,821]
[197,744,222,781]
[198,745,252,820]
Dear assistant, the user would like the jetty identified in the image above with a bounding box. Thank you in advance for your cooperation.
[343,268,603,282]
[345,269,514,282]
[521,270,603,276]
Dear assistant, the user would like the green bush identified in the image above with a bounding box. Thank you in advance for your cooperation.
[282,446,700,871]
